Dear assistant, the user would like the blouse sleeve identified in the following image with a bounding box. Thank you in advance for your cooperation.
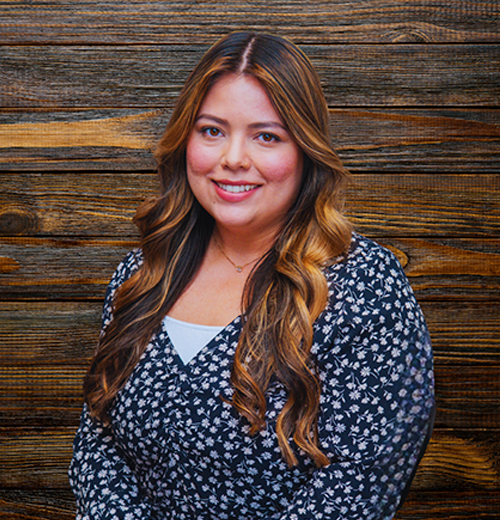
[272,243,435,520]
[69,250,151,520]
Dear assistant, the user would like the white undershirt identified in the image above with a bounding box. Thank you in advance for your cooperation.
[163,315,224,364]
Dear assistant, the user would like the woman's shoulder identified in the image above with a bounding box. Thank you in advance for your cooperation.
[100,249,144,326]
[325,233,405,282]
[109,248,144,288]
[323,233,421,321]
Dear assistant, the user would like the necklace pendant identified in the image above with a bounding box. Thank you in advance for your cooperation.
[236,266,243,273]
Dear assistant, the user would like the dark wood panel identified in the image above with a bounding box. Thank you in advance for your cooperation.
[0,302,100,364]
[0,428,498,490]
[1,237,498,300]
[396,491,500,519]
[1,45,499,108]
[1,0,498,44]
[0,489,76,520]
[2,489,500,520]
[1,172,498,237]
[1,301,499,367]
[2,109,498,172]
[0,362,498,428]
[0,237,136,300]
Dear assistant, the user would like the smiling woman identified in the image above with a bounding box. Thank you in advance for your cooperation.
[69,31,435,520]
[186,73,304,248]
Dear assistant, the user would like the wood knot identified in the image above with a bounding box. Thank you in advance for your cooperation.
[0,207,38,235]
[0,256,22,273]
[382,24,435,43]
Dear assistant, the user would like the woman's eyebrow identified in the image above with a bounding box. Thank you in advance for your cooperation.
[195,114,227,125]
[249,121,287,131]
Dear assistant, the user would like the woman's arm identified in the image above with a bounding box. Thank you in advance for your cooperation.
[69,405,153,520]
[69,250,151,519]
[270,240,435,519]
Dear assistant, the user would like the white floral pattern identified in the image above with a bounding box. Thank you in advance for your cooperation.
[69,234,434,520]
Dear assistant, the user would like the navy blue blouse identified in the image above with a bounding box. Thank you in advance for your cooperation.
[69,234,435,520]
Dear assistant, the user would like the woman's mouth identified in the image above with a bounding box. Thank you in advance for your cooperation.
[214,181,259,193]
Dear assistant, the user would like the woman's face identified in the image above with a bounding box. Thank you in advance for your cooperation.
[186,73,304,239]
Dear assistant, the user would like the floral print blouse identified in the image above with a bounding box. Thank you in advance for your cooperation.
[69,234,435,520]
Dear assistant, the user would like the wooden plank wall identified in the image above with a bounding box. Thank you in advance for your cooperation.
[1,1,499,518]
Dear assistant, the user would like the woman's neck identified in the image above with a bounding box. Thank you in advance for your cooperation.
[212,225,276,268]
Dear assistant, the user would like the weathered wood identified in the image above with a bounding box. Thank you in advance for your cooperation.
[2,109,498,171]
[396,491,500,519]
[0,44,500,109]
[1,0,498,44]
[1,172,498,237]
[0,428,498,490]
[1,302,499,367]
[1,45,499,108]
[0,489,76,520]
[0,362,498,428]
[1,237,498,300]
[0,302,100,364]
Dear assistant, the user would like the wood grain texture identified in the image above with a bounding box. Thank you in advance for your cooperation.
[0,490,76,520]
[1,172,498,237]
[1,301,498,366]
[1,45,499,108]
[395,491,500,519]
[1,0,498,517]
[0,428,498,490]
[1,237,498,300]
[2,109,498,171]
[1,0,499,44]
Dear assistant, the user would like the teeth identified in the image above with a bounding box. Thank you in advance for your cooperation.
[216,182,258,193]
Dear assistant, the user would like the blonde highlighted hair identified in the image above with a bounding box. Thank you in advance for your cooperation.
[84,32,352,467]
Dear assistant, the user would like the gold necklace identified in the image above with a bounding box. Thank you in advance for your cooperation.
[214,236,262,273]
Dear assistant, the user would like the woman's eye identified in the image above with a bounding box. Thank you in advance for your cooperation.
[258,132,279,143]
[202,127,222,138]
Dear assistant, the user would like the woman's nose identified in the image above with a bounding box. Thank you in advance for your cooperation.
[221,137,251,170]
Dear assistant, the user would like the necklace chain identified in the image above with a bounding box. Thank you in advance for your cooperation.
[214,236,262,273]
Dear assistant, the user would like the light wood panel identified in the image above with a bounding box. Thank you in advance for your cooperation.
[2,109,498,171]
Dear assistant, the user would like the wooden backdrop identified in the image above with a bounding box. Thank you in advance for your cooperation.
[1,1,499,518]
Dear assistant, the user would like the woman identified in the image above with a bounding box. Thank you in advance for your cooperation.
[70,32,434,520]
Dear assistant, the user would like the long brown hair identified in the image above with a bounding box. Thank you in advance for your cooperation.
[84,32,352,467]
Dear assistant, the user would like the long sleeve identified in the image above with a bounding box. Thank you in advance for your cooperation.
[271,240,435,520]
[69,250,151,520]
[69,405,153,520]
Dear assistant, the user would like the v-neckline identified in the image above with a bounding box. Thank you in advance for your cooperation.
[160,314,243,371]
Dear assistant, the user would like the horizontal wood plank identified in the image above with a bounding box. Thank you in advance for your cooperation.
[0,489,76,520]
[1,45,499,109]
[1,0,499,44]
[0,361,498,428]
[1,301,498,367]
[1,172,498,237]
[1,237,498,300]
[2,489,500,520]
[1,108,498,172]
[0,428,498,490]
[395,491,500,519]
[4,172,500,239]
